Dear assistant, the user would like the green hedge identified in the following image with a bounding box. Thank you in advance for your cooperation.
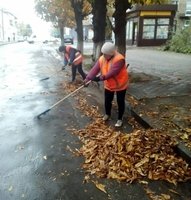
[163,26,191,54]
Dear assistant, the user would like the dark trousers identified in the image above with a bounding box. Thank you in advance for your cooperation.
[71,64,86,81]
[104,88,126,120]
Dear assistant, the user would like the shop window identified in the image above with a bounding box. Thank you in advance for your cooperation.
[156,18,169,39]
[142,18,170,40]
[156,26,169,39]
[158,18,169,24]
[126,21,133,40]
[143,19,155,39]
[185,10,191,16]
[186,0,191,16]
[184,19,191,27]
[143,26,155,39]
[144,19,155,25]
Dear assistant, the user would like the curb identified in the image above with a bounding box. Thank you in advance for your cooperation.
[174,142,191,164]
[0,41,18,46]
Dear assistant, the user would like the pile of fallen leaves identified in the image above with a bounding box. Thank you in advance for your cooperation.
[63,83,191,184]
[75,119,191,184]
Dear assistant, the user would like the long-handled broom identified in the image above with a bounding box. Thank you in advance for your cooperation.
[39,69,63,81]
[40,50,64,81]
[36,80,91,119]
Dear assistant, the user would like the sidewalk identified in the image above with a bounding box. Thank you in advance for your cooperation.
[125,48,191,163]
[0,41,16,46]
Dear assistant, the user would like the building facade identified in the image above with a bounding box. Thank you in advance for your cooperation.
[83,14,93,41]
[0,8,18,42]
[175,0,191,30]
[126,4,177,46]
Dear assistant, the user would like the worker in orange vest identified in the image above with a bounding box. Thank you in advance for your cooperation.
[58,45,86,82]
[84,42,129,127]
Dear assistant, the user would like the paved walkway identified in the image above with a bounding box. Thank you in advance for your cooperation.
[124,47,191,162]
[126,47,191,98]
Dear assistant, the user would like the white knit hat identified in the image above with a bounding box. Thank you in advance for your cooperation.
[101,42,115,56]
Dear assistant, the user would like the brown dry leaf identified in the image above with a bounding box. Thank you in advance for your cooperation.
[92,181,107,193]
[108,171,122,180]
[144,187,171,200]
[168,189,180,195]
[126,143,133,153]
[185,128,191,133]
[180,133,189,140]
[139,180,148,185]
[135,157,149,168]
[137,167,146,176]
[160,194,171,199]
[66,145,77,155]
[83,174,90,183]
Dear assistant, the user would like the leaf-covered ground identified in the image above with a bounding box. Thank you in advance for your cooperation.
[63,82,191,186]
[127,95,191,150]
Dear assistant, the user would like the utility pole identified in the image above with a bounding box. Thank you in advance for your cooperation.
[1,8,4,40]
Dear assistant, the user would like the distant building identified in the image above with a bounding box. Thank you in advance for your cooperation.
[126,4,177,46]
[83,15,93,41]
[0,8,18,42]
[174,0,191,30]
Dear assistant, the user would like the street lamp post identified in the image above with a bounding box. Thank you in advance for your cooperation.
[1,8,5,41]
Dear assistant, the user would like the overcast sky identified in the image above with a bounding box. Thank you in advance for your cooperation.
[0,0,51,37]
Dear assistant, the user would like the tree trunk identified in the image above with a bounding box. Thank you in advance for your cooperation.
[71,0,84,53]
[92,0,107,61]
[113,0,131,56]
[58,19,65,45]
[60,26,64,45]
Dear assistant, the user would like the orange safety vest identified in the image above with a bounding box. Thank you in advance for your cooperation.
[65,46,83,65]
[99,52,128,91]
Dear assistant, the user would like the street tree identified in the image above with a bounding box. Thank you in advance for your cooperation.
[88,0,130,59]
[88,0,107,61]
[35,0,91,52]
[70,0,92,52]
[112,0,131,55]
[131,0,167,4]
[17,23,33,38]
[35,0,75,45]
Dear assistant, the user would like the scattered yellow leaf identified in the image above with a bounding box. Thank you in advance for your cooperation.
[92,181,107,193]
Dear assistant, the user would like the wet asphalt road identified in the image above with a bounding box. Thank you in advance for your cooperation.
[0,42,96,200]
[0,42,191,200]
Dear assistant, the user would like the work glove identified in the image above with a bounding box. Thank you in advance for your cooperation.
[83,79,90,87]
[68,62,72,66]
[93,76,100,82]
[93,75,105,82]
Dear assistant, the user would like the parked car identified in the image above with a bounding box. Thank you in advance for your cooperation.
[42,37,60,44]
[64,35,74,44]
[17,36,25,42]
[27,35,37,44]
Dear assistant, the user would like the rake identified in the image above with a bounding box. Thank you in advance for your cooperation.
[39,69,63,81]
[40,50,64,81]
[36,80,91,119]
